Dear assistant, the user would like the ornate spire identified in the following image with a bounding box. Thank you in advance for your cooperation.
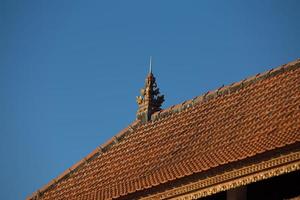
[136,58,164,122]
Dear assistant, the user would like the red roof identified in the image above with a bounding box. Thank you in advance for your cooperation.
[28,59,300,200]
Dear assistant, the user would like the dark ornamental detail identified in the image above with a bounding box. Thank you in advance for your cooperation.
[136,69,164,122]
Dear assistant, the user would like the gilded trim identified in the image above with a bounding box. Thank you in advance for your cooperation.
[141,151,300,200]
[27,59,300,200]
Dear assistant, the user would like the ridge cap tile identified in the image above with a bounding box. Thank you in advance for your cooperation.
[28,58,300,200]
[147,58,300,123]
[27,120,141,200]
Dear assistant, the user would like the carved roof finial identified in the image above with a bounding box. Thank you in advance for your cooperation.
[136,58,164,122]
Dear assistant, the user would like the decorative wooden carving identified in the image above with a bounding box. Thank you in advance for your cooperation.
[141,151,300,200]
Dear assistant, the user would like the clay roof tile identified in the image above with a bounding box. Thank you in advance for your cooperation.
[28,59,300,200]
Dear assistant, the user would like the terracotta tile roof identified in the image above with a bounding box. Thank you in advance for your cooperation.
[28,59,300,200]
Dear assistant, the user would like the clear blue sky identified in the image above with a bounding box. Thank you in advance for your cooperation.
[1,1,299,199]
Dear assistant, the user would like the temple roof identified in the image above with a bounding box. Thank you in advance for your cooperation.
[28,59,300,200]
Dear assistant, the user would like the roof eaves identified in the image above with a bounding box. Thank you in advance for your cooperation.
[27,58,300,200]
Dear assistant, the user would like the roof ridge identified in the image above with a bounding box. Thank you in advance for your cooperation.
[27,120,142,200]
[27,58,300,200]
[150,58,300,122]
